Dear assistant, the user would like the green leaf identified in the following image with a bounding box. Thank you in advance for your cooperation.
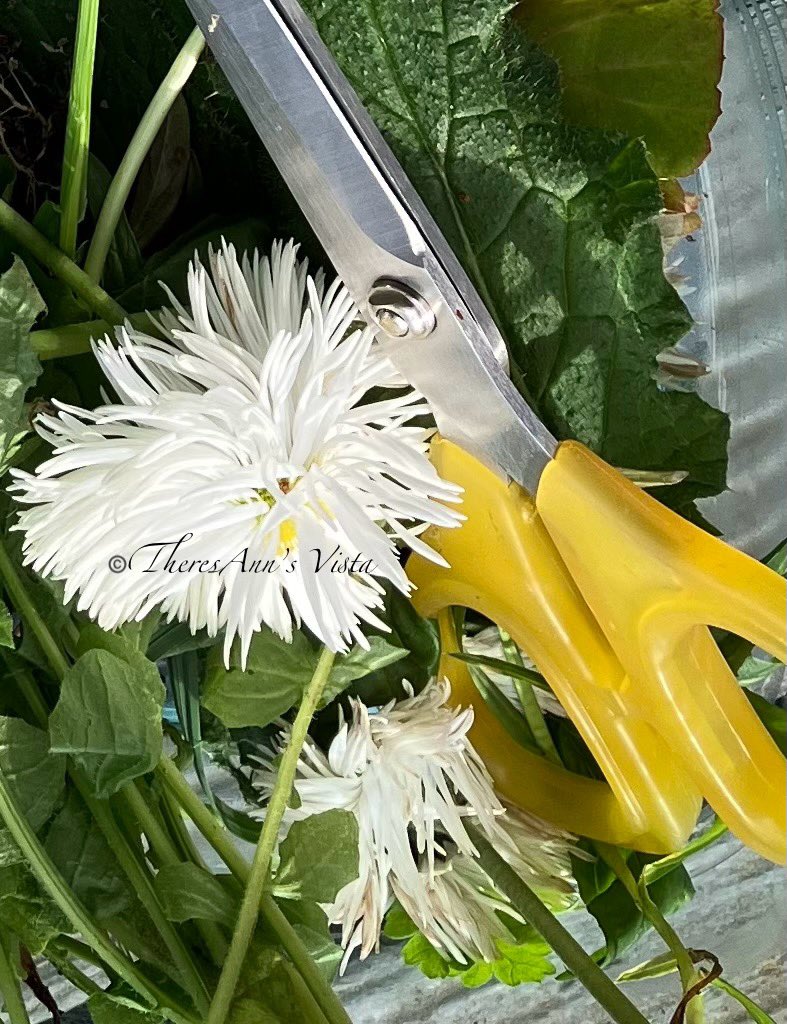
[0,715,65,831]
[394,904,553,987]
[228,960,314,1024]
[202,630,313,729]
[117,219,269,312]
[278,899,342,982]
[88,992,166,1024]
[0,862,70,954]
[451,651,549,690]
[317,636,408,707]
[153,863,239,927]
[383,901,417,941]
[737,654,782,689]
[302,0,729,518]
[617,950,680,983]
[712,977,778,1024]
[642,817,727,886]
[574,850,694,965]
[402,932,451,980]
[44,788,134,920]
[491,925,555,986]
[49,648,164,798]
[204,629,408,728]
[0,829,23,868]
[744,691,786,751]
[0,258,43,465]
[0,601,14,649]
[146,620,216,662]
[345,586,438,705]
[516,0,722,177]
[273,809,359,903]
[466,663,540,755]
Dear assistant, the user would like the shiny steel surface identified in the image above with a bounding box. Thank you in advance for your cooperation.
[184,0,558,493]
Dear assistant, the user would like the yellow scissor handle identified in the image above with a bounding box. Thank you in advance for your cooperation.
[408,438,703,853]
[536,441,786,863]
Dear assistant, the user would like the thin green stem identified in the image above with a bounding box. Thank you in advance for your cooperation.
[598,844,703,1024]
[46,946,104,998]
[0,763,198,1024]
[0,537,69,679]
[77,772,211,1018]
[468,826,650,1024]
[52,935,114,976]
[59,0,100,258]
[0,934,30,1024]
[84,27,205,282]
[124,780,228,966]
[206,647,337,1024]
[0,200,125,323]
[497,627,561,763]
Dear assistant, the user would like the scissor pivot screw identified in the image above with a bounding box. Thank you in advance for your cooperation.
[367,279,436,340]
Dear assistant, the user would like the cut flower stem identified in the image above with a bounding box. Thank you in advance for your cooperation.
[205,646,339,1024]
[468,825,651,1024]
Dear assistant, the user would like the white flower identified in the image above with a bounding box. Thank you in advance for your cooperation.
[250,680,578,971]
[10,241,461,664]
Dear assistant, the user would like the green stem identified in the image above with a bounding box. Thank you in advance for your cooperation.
[158,755,351,1024]
[0,934,30,1024]
[497,627,561,763]
[0,763,198,1024]
[52,935,114,976]
[0,537,69,679]
[468,826,650,1024]
[0,200,125,323]
[124,780,228,966]
[84,27,205,282]
[46,946,104,998]
[59,0,100,258]
[598,844,703,1024]
[0,540,210,1018]
[206,647,337,1024]
[30,311,161,360]
[79,773,211,1017]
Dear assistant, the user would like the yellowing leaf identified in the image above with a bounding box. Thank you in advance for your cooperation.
[516,0,723,177]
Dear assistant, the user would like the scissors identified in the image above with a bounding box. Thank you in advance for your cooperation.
[186,0,786,862]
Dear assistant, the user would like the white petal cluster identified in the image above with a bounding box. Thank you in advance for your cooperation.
[10,242,461,663]
[251,680,578,971]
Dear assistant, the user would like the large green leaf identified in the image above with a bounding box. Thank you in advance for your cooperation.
[49,648,164,798]
[0,715,65,831]
[273,809,359,904]
[301,0,728,517]
[0,258,43,465]
[202,630,315,729]
[203,630,408,729]
[516,0,723,177]
[44,788,134,920]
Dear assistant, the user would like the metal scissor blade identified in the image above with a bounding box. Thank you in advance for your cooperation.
[185,0,558,492]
